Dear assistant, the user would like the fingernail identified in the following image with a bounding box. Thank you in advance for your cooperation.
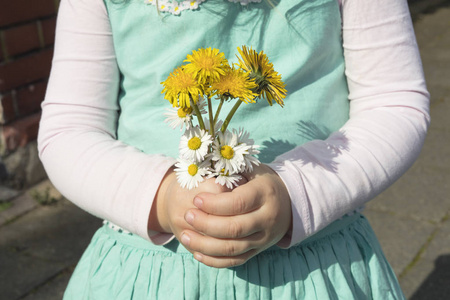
[194,197,203,208]
[194,253,203,262]
[181,233,190,246]
[185,212,194,224]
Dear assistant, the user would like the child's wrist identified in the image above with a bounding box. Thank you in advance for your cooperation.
[149,167,176,233]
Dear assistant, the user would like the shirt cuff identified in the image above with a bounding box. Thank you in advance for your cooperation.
[268,159,310,248]
[148,232,176,245]
[134,155,177,244]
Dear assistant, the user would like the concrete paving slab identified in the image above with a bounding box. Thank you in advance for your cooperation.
[413,5,450,48]
[0,186,19,202]
[367,164,450,224]
[28,180,63,205]
[0,192,38,227]
[415,129,450,171]
[364,210,436,276]
[0,200,101,263]
[428,100,450,133]
[0,180,63,227]
[410,255,450,300]
[408,218,450,300]
[399,254,450,300]
[0,249,66,300]
[0,199,101,299]
[21,269,73,300]
[399,258,435,300]
[409,0,450,21]
[393,208,450,299]
[399,215,450,300]
[422,214,450,260]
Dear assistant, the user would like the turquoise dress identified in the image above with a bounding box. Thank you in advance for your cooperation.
[64,0,406,298]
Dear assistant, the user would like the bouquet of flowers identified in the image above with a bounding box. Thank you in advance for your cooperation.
[161,46,286,189]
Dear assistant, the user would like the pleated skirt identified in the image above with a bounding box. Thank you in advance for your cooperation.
[64,213,405,299]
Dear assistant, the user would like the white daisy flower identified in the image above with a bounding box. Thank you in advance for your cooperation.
[164,106,194,131]
[211,130,249,175]
[181,0,199,10]
[195,95,207,114]
[171,2,181,16]
[234,128,261,172]
[158,1,171,12]
[208,169,242,189]
[179,127,213,163]
[164,96,206,131]
[175,159,210,190]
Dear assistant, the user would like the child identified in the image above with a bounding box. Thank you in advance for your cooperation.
[38,0,429,298]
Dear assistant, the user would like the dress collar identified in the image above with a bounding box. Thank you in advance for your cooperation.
[145,0,262,16]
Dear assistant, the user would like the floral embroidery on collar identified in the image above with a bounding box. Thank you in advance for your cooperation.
[145,0,262,16]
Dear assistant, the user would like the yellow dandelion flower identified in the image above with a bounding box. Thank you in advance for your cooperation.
[236,46,287,107]
[161,67,203,108]
[184,48,229,84]
[210,68,258,104]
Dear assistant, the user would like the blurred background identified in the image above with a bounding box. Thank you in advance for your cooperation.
[1,0,449,299]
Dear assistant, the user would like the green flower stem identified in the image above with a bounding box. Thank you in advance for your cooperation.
[221,99,243,133]
[207,95,214,137]
[191,96,205,130]
[213,98,224,127]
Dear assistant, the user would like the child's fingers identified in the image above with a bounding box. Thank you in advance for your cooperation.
[193,249,260,269]
[180,230,263,257]
[184,209,261,238]
[194,184,262,216]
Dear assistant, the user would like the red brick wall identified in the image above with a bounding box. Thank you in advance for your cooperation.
[0,0,59,154]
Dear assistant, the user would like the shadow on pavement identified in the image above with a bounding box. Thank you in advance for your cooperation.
[409,0,450,20]
[410,255,450,300]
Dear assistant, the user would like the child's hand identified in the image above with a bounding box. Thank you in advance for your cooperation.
[179,164,292,268]
[150,167,240,244]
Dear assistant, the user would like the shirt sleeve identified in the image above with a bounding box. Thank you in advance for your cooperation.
[37,0,176,244]
[270,0,430,248]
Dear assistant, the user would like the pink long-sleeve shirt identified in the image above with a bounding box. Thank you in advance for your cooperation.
[38,0,430,247]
